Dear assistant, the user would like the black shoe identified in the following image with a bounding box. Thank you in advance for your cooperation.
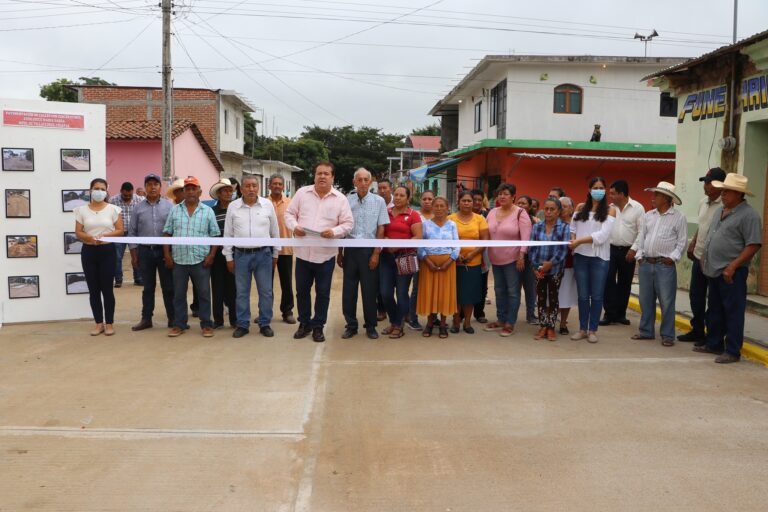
[114,281,122,288]
[341,328,358,339]
[366,328,379,340]
[131,319,153,331]
[312,327,325,343]
[260,325,274,337]
[598,318,614,326]
[232,327,249,338]
[294,324,311,339]
[213,322,224,330]
[283,314,297,325]
[134,280,143,286]
[616,318,631,325]
[191,310,199,318]
[678,331,705,342]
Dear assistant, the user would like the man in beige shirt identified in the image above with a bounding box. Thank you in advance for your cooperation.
[678,167,725,343]
[268,174,296,325]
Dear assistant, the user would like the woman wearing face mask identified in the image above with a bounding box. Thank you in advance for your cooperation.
[569,177,616,343]
[74,178,125,336]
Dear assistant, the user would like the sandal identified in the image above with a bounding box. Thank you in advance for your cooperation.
[389,326,404,339]
[422,324,434,337]
[438,325,449,339]
[630,334,654,340]
[483,322,503,332]
[661,338,675,347]
[382,325,394,335]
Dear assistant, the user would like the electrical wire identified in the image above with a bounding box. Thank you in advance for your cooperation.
[173,31,212,88]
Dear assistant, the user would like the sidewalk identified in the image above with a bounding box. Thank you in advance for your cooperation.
[629,284,768,365]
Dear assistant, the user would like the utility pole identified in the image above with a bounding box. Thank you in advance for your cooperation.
[161,0,173,182]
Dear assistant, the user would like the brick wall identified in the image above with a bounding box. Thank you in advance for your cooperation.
[80,87,219,152]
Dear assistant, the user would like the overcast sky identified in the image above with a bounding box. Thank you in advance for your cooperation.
[1,0,766,137]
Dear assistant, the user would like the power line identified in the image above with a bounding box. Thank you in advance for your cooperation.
[89,18,155,73]
[0,16,142,32]
[173,30,212,88]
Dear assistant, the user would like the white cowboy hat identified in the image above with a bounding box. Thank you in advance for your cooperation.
[209,178,233,199]
[166,177,184,199]
[644,181,682,205]
[711,173,754,196]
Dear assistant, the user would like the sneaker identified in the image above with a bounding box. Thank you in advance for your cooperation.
[587,332,599,343]
[407,321,423,331]
[570,331,587,341]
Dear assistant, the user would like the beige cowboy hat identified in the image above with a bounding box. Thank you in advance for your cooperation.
[209,178,233,199]
[166,177,185,199]
[711,173,754,196]
[644,181,682,205]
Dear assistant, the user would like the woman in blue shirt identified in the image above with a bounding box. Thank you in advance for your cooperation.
[416,196,459,338]
[529,197,569,341]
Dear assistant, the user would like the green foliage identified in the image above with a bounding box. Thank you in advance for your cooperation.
[410,123,441,136]
[39,76,115,102]
[251,137,330,187]
[243,112,260,157]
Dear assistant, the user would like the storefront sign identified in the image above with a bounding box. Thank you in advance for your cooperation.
[678,85,727,123]
[2,110,85,129]
[740,75,768,112]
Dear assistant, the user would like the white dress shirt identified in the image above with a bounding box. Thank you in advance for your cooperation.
[222,197,280,261]
[609,197,644,249]
[635,206,688,261]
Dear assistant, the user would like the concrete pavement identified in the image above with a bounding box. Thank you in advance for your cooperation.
[1,273,767,511]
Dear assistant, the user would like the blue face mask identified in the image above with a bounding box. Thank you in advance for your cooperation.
[231,192,238,201]
[590,189,606,201]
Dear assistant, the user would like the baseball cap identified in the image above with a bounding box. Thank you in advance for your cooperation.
[699,167,726,183]
[144,173,162,184]
[183,176,201,187]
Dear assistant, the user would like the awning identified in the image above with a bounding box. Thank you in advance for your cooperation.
[408,156,467,183]
[510,152,675,163]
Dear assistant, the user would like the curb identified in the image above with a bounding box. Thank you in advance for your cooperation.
[627,296,768,367]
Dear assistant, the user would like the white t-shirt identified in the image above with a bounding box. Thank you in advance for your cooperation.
[571,211,615,261]
[74,203,121,238]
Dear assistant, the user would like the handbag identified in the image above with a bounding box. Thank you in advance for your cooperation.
[395,252,419,276]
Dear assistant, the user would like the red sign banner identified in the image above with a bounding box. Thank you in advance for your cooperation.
[3,110,85,129]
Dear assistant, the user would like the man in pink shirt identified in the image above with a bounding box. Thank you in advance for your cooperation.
[285,162,354,342]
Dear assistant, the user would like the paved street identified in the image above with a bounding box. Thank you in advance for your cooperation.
[1,271,767,511]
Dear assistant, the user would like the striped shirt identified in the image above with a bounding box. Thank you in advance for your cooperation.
[163,201,220,265]
[110,194,145,231]
[635,206,688,262]
[529,219,570,276]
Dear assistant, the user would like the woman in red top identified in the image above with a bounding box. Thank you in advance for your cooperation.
[381,186,423,338]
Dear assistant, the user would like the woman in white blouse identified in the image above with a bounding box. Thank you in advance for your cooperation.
[568,177,616,343]
[74,179,124,336]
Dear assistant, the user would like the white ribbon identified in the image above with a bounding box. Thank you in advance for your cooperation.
[102,236,568,248]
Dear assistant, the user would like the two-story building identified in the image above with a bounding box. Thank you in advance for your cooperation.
[426,55,684,205]
[73,85,255,179]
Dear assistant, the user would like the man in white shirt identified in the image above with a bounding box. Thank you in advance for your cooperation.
[632,182,688,346]
[678,167,725,344]
[223,175,280,339]
[601,179,644,326]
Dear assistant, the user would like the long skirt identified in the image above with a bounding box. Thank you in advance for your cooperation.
[558,267,578,308]
[416,254,458,317]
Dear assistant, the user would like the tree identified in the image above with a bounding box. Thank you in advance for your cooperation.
[410,123,441,136]
[39,76,115,102]
[243,112,261,157]
[300,125,404,191]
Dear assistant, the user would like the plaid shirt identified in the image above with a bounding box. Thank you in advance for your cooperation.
[528,219,569,275]
[163,201,220,265]
[110,194,145,231]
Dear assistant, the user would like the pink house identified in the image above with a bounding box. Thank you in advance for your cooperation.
[106,119,222,199]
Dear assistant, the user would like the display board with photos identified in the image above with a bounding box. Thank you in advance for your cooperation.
[65,272,88,295]
[61,189,90,212]
[6,235,38,258]
[63,232,82,254]
[8,275,40,299]
[5,189,31,218]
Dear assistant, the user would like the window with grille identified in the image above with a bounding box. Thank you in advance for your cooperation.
[553,84,582,114]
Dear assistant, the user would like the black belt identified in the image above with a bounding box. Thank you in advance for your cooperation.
[235,246,265,253]
[611,244,632,250]
[140,244,163,250]
[643,257,669,264]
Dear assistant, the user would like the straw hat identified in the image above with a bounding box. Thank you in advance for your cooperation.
[166,177,184,199]
[644,181,682,205]
[209,178,233,199]
[711,173,753,196]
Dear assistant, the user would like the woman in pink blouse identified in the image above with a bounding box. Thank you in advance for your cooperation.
[483,183,532,336]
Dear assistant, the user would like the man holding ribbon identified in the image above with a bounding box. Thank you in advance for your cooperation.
[285,162,354,342]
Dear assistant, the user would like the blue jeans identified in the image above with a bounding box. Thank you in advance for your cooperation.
[705,267,748,357]
[295,257,335,329]
[492,262,521,325]
[114,242,139,283]
[380,251,414,328]
[522,258,537,320]
[638,260,677,340]
[688,257,709,335]
[172,262,212,329]
[573,254,609,332]
[234,248,274,328]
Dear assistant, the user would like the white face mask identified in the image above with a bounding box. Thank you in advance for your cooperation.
[91,190,107,202]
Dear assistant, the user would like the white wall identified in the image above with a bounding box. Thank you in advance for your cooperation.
[219,96,245,155]
[0,99,106,324]
[457,62,677,147]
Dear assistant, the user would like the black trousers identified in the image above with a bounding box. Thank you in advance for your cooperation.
[273,254,294,317]
[138,245,174,324]
[211,250,236,326]
[81,244,116,324]
[603,244,636,321]
[473,270,489,319]
[342,248,380,330]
